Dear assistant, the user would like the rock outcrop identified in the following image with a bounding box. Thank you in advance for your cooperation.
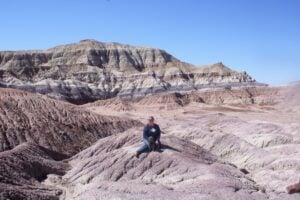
[0,39,260,104]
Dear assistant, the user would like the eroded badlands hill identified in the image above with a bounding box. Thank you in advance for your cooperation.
[0,40,259,103]
[0,88,141,155]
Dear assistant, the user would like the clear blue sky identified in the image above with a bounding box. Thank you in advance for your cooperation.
[1,0,299,85]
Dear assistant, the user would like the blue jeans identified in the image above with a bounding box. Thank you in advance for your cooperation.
[137,139,150,153]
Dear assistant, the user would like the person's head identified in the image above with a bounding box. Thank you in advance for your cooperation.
[147,116,155,126]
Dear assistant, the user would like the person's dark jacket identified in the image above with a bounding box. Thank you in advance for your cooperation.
[143,124,161,142]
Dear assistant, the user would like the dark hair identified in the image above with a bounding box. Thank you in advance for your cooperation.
[148,116,154,121]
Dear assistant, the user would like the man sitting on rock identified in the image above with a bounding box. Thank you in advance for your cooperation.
[136,116,161,158]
